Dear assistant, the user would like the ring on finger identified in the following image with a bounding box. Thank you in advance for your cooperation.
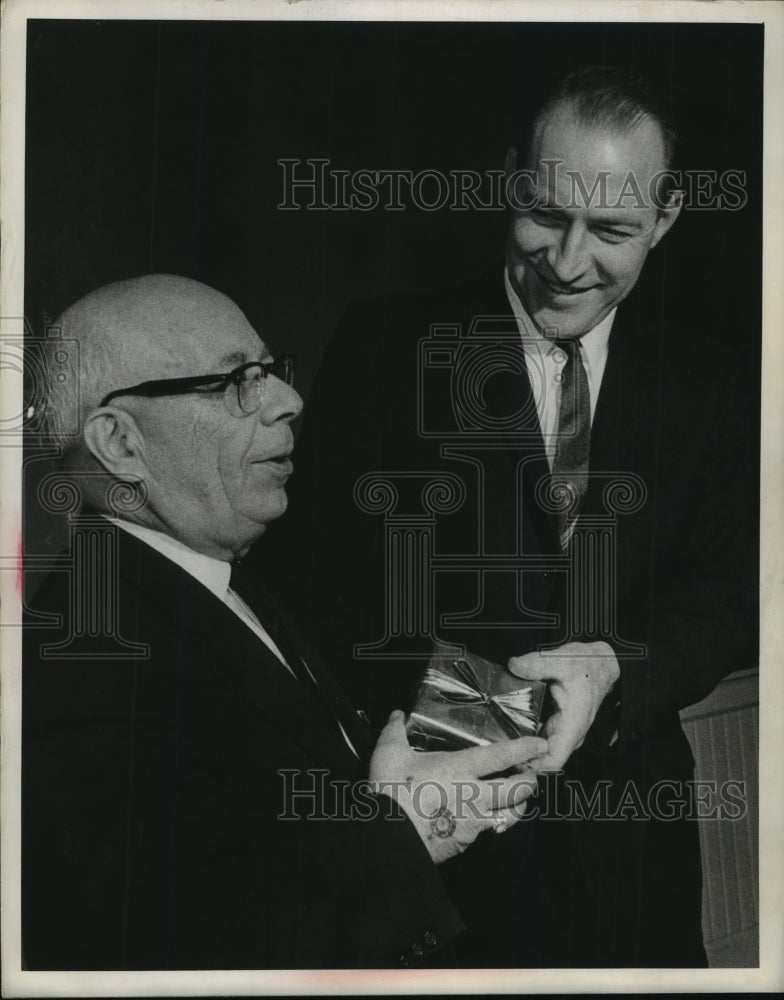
[492,814,509,835]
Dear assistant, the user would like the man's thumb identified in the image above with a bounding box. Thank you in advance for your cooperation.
[508,653,545,679]
[374,709,408,748]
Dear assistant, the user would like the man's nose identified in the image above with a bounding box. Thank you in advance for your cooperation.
[258,375,303,424]
[546,224,589,283]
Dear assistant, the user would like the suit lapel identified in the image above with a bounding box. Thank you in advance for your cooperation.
[229,565,373,759]
[489,360,560,556]
[108,524,367,770]
[583,306,654,516]
[462,265,560,555]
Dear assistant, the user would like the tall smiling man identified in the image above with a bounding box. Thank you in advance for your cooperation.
[22,274,546,970]
[264,67,757,966]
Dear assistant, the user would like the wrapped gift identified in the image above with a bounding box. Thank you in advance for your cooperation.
[406,647,547,752]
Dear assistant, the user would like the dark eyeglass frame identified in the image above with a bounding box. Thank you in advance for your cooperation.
[98,356,296,412]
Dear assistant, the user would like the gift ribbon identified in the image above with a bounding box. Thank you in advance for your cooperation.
[421,659,538,735]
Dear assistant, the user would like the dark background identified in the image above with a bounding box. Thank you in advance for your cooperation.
[24,19,763,554]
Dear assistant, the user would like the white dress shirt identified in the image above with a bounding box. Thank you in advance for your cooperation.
[108,517,294,675]
[504,268,615,468]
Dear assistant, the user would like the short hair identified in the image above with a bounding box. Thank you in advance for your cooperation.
[517,65,678,171]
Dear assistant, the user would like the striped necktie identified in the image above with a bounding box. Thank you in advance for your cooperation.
[551,337,591,549]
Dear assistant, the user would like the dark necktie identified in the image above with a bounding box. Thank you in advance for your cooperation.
[551,338,591,550]
[229,561,311,683]
[229,562,361,759]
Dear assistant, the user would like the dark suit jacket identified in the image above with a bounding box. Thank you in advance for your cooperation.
[22,521,465,970]
[260,263,757,966]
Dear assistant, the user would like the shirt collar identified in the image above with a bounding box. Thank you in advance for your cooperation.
[503,266,616,375]
[107,517,232,599]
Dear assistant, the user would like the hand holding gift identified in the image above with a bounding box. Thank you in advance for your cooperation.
[369,710,547,865]
[508,640,621,772]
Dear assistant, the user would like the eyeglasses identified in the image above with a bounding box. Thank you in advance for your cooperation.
[98,356,297,418]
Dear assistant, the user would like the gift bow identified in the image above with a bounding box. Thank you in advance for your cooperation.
[422,659,538,735]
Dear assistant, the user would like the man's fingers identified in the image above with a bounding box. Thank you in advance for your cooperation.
[508,650,576,683]
[526,729,573,773]
[372,709,409,750]
[479,802,528,835]
[477,770,538,810]
[506,652,541,679]
[525,750,564,773]
[455,735,547,776]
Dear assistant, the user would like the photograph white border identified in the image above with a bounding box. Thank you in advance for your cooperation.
[2,0,782,994]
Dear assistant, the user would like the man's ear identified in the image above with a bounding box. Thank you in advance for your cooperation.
[504,146,519,182]
[82,407,147,480]
[650,189,684,249]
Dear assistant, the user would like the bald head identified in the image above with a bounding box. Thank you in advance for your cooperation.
[46,275,251,448]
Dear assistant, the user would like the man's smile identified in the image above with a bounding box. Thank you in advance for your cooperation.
[531,265,598,298]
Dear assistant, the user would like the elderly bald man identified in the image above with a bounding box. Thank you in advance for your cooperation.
[22,275,545,971]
